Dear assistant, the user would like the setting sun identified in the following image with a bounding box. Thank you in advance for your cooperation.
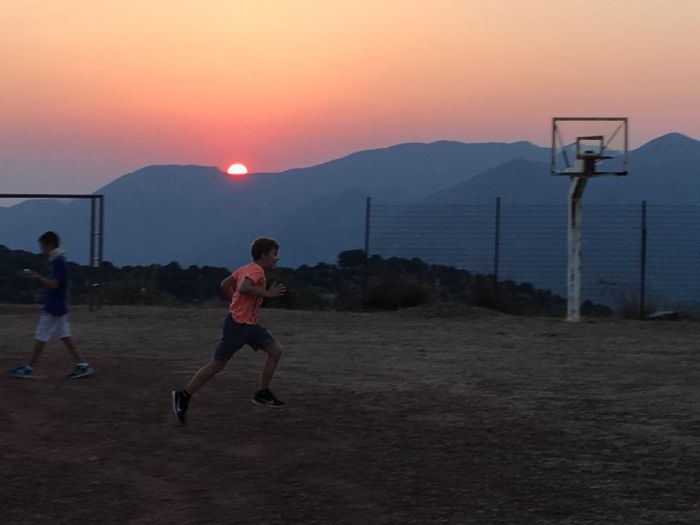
[227,163,248,176]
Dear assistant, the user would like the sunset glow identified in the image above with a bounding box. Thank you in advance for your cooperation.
[3,1,700,196]
[227,163,248,176]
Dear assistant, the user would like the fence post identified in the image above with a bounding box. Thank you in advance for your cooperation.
[363,196,372,305]
[639,200,647,319]
[364,196,371,259]
[100,196,105,308]
[96,195,104,310]
[89,197,96,311]
[493,196,501,299]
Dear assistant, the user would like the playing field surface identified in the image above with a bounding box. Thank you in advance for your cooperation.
[2,305,699,524]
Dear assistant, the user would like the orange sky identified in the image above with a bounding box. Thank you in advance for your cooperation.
[2,0,700,196]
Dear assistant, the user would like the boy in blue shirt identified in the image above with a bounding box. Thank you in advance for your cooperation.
[9,231,93,379]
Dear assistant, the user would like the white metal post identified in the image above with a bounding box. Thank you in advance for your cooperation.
[567,177,587,321]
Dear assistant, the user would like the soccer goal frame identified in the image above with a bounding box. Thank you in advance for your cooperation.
[0,193,105,311]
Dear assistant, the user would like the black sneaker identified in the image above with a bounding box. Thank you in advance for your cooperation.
[66,363,94,380]
[171,390,189,425]
[252,388,285,409]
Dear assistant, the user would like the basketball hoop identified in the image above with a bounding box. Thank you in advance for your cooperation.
[550,118,629,321]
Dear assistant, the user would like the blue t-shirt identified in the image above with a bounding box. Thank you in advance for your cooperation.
[44,255,69,316]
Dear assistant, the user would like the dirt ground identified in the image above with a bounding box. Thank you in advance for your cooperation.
[1,304,699,524]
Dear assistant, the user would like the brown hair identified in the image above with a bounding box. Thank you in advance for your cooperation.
[251,237,279,260]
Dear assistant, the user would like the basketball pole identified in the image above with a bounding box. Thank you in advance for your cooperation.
[567,155,598,322]
[567,176,587,322]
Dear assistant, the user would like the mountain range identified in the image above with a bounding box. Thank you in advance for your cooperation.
[1,133,699,269]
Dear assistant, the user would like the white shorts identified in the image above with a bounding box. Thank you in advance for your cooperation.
[35,312,72,342]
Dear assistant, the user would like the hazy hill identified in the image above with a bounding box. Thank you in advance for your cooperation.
[264,189,367,266]
[0,141,547,267]
[1,134,699,269]
[418,158,568,205]
[632,132,700,164]
[419,133,700,206]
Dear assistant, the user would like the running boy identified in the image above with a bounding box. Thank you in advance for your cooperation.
[9,231,94,379]
[171,237,286,425]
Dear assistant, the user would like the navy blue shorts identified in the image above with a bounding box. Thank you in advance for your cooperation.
[213,314,275,362]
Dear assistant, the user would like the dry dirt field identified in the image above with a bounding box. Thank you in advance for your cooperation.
[1,304,699,524]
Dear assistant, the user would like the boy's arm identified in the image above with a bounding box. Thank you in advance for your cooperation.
[25,271,59,289]
[238,277,285,298]
[220,275,236,299]
[41,276,60,289]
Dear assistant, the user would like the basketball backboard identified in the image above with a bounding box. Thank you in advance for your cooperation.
[551,117,628,176]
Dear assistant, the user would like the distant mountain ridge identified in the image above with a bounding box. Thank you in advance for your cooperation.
[632,132,700,163]
[1,133,698,268]
[420,133,700,206]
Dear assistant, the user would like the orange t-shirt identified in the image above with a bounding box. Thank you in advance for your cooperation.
[229,262,266,324]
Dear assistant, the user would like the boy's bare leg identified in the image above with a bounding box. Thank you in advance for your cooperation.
[185,359,227,395]
[260,341,283,390]
[60,336,84,362]
[28,341,46,368]
[173,359,227,425]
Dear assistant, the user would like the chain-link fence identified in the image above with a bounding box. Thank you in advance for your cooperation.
[367,199,700,314]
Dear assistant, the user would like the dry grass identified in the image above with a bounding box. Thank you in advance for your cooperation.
[1,305,699,524]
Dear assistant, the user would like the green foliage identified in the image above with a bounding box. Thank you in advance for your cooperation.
[337,249,366,268]
[365,277,431,310]
[0,244,607,316]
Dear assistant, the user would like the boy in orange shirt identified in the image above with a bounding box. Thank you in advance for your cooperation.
[171,238,286,425]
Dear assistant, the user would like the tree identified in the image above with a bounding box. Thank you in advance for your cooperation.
[338,249,366,268]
